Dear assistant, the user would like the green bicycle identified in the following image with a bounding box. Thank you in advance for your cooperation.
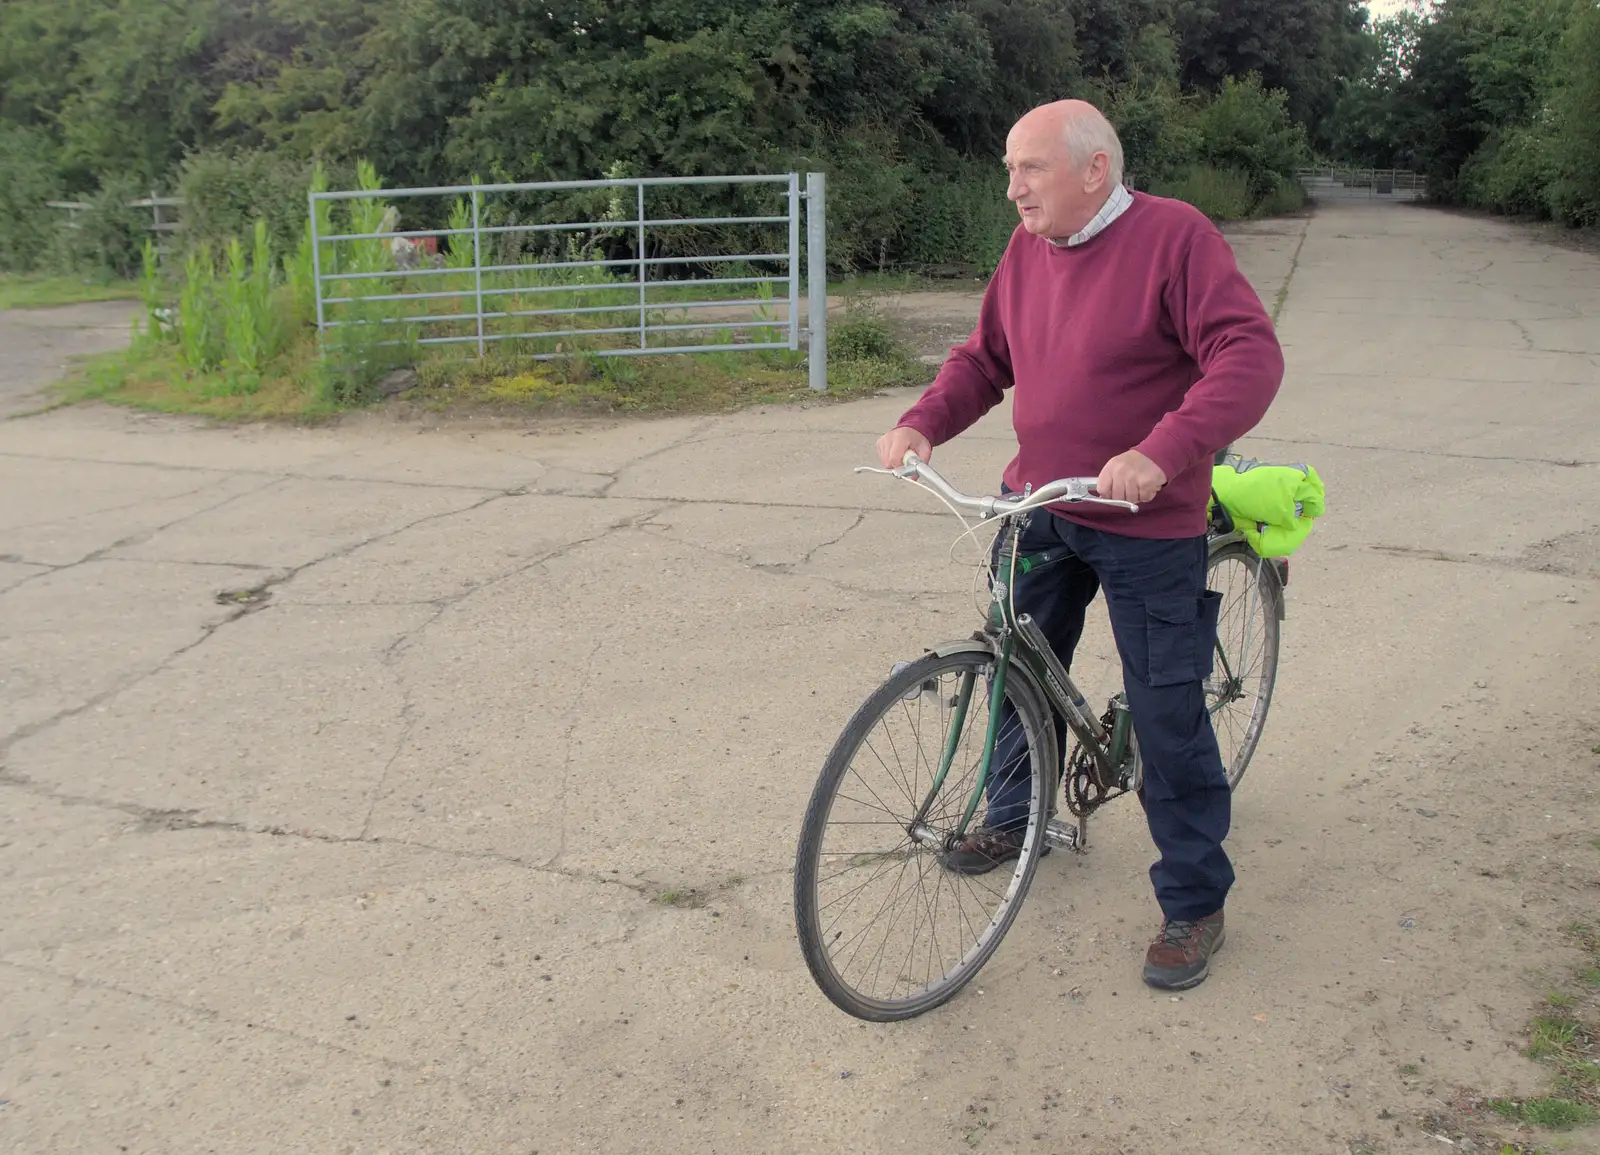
[793,452,1285,1021]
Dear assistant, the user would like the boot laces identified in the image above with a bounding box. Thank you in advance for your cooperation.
[1157,919,1201,948]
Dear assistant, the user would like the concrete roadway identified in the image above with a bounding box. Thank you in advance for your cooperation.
[2,201,1598,1154]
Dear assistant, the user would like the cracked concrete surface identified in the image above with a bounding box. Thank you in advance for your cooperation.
[3,202,1600,1155]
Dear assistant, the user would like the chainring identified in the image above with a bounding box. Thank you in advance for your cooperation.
[1063,701,1139,817]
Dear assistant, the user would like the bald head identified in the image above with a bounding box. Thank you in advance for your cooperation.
[1011,100,1125,186]
[1003,99,1125,240]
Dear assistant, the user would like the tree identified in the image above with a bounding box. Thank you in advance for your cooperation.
[1175,0,1369,135]
[1546,2,1600,225]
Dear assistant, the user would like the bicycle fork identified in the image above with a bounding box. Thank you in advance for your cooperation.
[904,628,1100,858]
[905,632,1013,852]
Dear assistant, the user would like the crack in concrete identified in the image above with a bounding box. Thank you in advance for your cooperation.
[0,485,533,763]
[2,555,279,573]
[1270,216,1312,326]
[797,511,867,568]
[541,633,609,873]
[0,449,504,494]
[1244,434,1595,469]
[641,522,947,602]
[593,418,719,497]
[0,594,267,765]
[0,956,436,1075]
[0,473,229,535]
[1,476,286,595]
[1369,542,1600,582]
[540,487,993,520]
[0,769,661,900]
[359,688,421,844]
[349,504,671,844]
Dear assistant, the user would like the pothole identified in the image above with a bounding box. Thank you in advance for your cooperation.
[216,585,272,608]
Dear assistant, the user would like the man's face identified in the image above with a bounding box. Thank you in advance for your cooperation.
[1005,122,1105,239]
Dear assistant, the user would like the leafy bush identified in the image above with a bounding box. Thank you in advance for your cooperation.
[830,302,900,362]
[1255,174,1308,216]
[1458,126,1559,218]
[176,148,326,264]
[53,174,152,279]
[0,125,63,273]
[1194,75,1309,205]
[899,159,1018,275]
[807,124,915,273]
[1102,79,1200,189]
[1152,165,1254,221]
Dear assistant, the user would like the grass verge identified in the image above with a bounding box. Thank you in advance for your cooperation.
[403,345,925,416]
[1480,925,1600,1135]
[60,333,341,421]
[59,299,932,422]
[0,273,142,311]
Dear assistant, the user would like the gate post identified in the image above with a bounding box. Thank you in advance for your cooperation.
[805,172,827,392]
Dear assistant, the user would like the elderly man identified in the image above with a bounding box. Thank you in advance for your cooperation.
[876,99,1283,991]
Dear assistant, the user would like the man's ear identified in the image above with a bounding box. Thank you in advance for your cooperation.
[1084,151,1110,191]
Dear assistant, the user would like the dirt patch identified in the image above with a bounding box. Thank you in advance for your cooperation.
[1520,527,1600,581]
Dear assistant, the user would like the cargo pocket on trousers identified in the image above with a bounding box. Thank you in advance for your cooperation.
[1146,591,1222,687]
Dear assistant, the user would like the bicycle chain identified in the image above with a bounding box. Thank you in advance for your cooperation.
[1063,702,1133,818]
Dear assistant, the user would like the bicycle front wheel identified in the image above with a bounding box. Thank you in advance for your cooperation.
[1205,542,1283,788]
[793,650,1053,1021]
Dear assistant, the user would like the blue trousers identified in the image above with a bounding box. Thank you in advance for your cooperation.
[984,510,1232,922]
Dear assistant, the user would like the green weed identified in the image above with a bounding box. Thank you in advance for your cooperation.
[1487,1097,1595,1130]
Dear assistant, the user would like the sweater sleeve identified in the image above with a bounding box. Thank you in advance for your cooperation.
[893,241,1017,446]
[1134,227,1285,481]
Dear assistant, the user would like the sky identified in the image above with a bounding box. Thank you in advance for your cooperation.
[1366,0,1422,15]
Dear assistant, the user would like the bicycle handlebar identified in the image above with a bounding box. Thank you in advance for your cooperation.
[854,451,1139,516]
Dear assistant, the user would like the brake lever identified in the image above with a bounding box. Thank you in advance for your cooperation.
[1081,495,1140,513]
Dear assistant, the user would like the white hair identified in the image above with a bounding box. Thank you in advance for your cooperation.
[1063,111,1125,187]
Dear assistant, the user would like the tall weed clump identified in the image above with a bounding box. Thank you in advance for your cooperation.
[315,159,414,405]
[139,216,291,394]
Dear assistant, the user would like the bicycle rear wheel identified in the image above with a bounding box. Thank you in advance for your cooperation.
[1205,542,1282,788]
[793,649,1053,1021]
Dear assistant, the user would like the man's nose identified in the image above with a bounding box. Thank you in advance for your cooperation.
[1007,172,1025,201]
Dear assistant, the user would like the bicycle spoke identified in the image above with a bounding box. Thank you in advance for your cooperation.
[1203,547,1280,788]
[801,650,1049,1016]
[855,738,915,818]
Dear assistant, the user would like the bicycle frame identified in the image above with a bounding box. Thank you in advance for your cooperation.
[910,515,1281,849]
[908,515,1113,846]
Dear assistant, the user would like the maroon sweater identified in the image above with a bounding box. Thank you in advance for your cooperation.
[897,192,1284,538]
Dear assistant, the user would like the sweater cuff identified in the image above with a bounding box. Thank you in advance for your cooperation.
[895,414,943,447]
[1133,426,1188,484]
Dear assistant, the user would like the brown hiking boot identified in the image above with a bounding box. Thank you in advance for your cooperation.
[1143,911,1225,991]
[940,826,1048,876]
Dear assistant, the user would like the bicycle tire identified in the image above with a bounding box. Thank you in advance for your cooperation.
[793,649,1054,1021]
[1205,541,1283,789]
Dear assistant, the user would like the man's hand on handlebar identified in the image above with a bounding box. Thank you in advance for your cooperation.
[1097,449,1167,505]
[876,426,931,471]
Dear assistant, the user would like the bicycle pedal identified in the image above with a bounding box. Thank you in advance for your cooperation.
[1043,820,1083,853]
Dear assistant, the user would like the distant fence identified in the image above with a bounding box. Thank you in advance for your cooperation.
[1296,168,1428,202]
[311,173,830,389]
[45,193,183,236]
